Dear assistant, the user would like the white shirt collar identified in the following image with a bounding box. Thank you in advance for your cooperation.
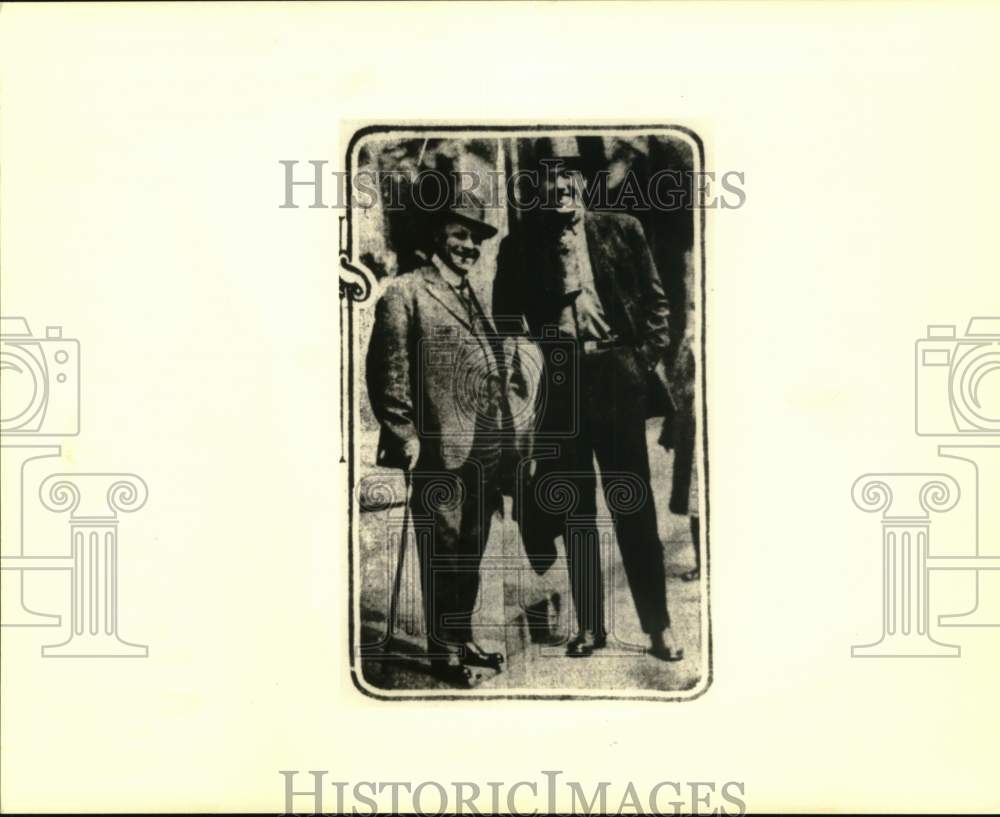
[430,253,466,289]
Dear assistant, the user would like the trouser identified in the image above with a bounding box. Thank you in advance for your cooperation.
[558,347,669,636]
[411,442,501,650]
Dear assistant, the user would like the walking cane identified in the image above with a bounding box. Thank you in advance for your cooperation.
[385,469,412,647]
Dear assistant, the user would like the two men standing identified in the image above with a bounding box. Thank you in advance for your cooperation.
[365,145,683,686]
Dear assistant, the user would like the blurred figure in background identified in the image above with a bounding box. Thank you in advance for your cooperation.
[660,253,700,581]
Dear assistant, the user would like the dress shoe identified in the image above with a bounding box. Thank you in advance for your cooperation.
[461,641,505,670]
[429,653,476,687]
[566,630,607,658]
[648,629,684,662]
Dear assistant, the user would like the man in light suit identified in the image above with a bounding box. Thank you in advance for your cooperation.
[366,195,509,685]
[495,147,684,662]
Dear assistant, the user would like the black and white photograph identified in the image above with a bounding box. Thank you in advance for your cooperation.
[342,125,710,698]
[6,2,998,812]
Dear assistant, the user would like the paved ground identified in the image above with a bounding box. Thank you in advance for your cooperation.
[357,421,704,694]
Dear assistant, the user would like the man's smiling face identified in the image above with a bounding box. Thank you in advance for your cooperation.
[437,221,481,274]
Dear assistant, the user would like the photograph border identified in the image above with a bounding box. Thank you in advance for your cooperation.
[339,122,711,701]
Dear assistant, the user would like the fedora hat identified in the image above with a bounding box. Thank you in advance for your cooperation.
[433,191,498,241]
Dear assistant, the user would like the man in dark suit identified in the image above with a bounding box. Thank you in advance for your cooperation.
[366,196,509,685]
[495,152,684,662]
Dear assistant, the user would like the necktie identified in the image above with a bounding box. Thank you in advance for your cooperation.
[454,277,507,432]
[458,277,493,329]
[456,277,476,322]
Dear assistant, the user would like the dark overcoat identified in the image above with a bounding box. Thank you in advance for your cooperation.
[494,210,672,409]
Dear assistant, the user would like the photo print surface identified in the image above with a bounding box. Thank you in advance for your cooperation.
[341,124,710,700]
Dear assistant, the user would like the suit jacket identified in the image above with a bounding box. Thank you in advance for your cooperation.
[495,211,672,414]
[366,262,512,472]
[493,211,672,573]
